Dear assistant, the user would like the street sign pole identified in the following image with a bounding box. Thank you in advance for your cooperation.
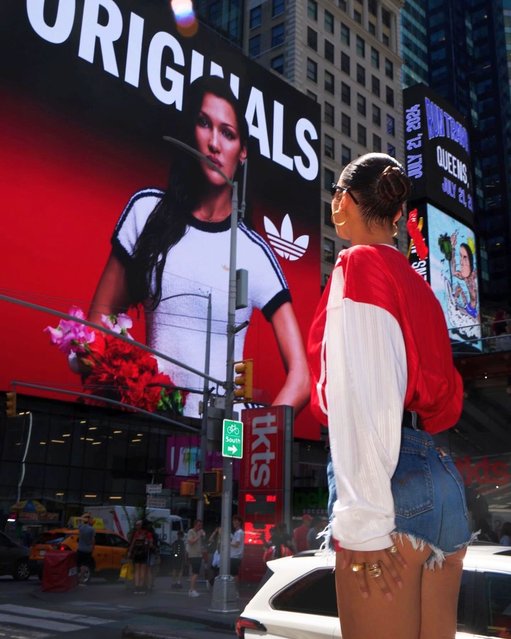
[210,179,241,613]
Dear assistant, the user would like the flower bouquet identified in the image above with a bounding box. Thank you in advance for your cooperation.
[45,307,186,414]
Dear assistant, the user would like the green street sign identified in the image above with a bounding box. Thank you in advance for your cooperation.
[222,419,243,459]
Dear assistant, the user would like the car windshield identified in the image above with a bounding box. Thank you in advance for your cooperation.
[35,532,70,545]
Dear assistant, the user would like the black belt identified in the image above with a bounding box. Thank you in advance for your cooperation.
[402,410,422,430]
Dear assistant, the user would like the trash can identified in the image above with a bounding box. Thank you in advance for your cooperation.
[41,551,79,592]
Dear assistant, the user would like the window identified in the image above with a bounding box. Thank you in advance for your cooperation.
[249,35,261,57]
[249,6,262,28]
[354,9,362,24]
[385,58,394,79]
[386,86,394,107]
[307,27,318,50]
[368,22,376,35]
[372,104,381,126]
[307,58,318,82]
[382,32,389,46]
[357,93,366,116]
[271,54,284,74]
[357,123,367,146]
[324,70,335,94]
[341,82,351,105]
[324,167,335,190]
[356,35,365,57]
[340,23,350,45]
[338,0,347,10]
[341,144,351,166]
[387,143,396,157]
[368,0,377,16]
[272,0,285,17]
[371,75,380,97]
[307,90,317,101]
[372,133,381,152]
[341,113,351,136]
[356,64,366,86]
[382,7,391,28]
[371,47,379,68]
[324,134,335,159]
[386,114,395,136]
[324,201,334,227]
[323,237,336,264]
[324,9,334,33]
[324,40,334,62]
[271,23,285,47]
[324,101,334,126]
[341,52,350,74]
[307,0,318,20]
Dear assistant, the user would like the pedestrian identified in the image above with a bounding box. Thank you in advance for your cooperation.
[87,75,309,419]
[77,513,95,585]
[127,520,154,594]
[144,520,160,591]
[170,530,186,588]
[263,522,294,562]
[292,514,312,552]
[230,516,244,581]
[500,522,511,546]
[308,153,472,639]
[186,519,205,597]
[306,517,326,551]
[207,526,221,587]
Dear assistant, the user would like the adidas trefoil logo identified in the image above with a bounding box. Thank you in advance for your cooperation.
[263,214,309,261]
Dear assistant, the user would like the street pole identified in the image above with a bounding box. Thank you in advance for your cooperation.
[210,180,240,612]
[197,292,212,522]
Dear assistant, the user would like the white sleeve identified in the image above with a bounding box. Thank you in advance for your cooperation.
[326,266,407,551]
[113,189,163,258]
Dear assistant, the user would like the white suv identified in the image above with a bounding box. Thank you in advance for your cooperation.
[236,544,511,639]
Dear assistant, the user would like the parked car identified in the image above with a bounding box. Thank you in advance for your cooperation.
[29,528,129,583]
[236,544,511,639]
[0,531,31,580]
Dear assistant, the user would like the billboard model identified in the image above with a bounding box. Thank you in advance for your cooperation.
[0,1,321,439]
[403,84,474,225]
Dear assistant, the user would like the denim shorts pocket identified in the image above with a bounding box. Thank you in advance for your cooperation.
[437,453,469,520]
[391,446,434,518]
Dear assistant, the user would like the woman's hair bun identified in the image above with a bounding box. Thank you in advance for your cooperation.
[376,165,412,204]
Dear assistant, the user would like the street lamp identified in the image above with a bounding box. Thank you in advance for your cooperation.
[159,290,212,522]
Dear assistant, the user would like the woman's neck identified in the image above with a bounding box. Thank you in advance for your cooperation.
[192,187,232,222]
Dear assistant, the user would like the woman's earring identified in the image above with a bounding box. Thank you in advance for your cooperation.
[331,209,347,227]
[392,221,399,237]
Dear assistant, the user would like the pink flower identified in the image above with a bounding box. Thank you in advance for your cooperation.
[44,306,95,355]
[101,312,133,337]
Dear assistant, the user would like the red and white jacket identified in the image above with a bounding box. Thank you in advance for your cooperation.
[307,244,463,551]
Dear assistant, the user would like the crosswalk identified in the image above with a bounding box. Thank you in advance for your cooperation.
[0,604,114,638]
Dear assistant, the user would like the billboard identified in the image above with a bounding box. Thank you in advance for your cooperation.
[0,1,321,439]
[403,84,474,224]
[427,204,481,348]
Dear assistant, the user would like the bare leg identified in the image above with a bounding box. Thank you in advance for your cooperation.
[336,537,431,639]
[420,547,466,639]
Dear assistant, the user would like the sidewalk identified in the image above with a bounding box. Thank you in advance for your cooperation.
[33,574,260,638]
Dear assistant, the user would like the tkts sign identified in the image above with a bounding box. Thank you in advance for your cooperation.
[240,406,291,491]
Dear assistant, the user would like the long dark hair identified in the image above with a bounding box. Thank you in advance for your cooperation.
[126,76,249,308]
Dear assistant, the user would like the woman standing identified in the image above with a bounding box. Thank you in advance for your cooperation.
[127,520,153,594]
[308,153,472,639]
[88,76,309,417]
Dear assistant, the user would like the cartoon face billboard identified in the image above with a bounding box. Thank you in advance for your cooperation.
[427,204,481,349]
[0,1,321,438]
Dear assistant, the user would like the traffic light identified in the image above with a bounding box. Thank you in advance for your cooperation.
[5,392,17,417]
[233,359,253,401]
[203,469,222,494]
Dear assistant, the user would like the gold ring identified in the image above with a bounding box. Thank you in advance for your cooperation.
[366,562,382,578]
[388,545,398,554]
[350,563,365,573]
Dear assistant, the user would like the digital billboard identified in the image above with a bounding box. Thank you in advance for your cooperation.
[403,84,474,225]
[0,1,322,439]
[427,204,481,349]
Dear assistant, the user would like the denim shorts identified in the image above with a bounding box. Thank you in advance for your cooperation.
[392,427,472,566]
[326,428,472,566]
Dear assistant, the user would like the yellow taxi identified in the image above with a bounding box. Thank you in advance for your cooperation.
[29,527,129,583]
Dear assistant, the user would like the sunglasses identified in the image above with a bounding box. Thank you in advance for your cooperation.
[331,183,359,205]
